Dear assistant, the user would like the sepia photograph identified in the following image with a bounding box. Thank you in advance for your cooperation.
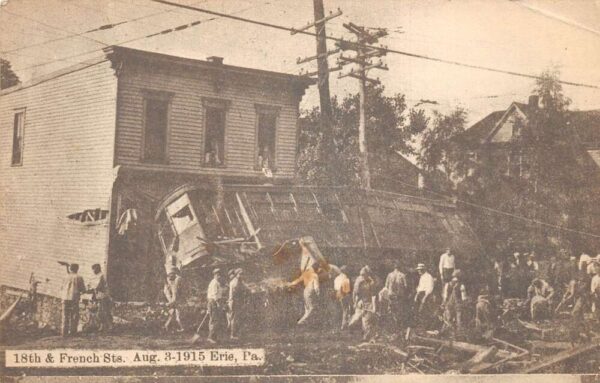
[0,0,600,380]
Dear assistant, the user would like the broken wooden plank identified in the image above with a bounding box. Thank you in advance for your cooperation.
[528,340,574,353]
[462,346,498,373]
[520,340,600,373]
[412,335,513,358]
[0,297,22,323]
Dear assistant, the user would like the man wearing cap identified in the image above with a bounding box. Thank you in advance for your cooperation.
[207,268,228,343]
[164,268,184,333]
[414,263,435,327]
[228,268,248,340]
[88,264,112,332]
[334,265,352,330]
[442,269,468,331]
[60,263,86,336]
[385,262,409,329]
[349,265,378,340]
[438,248,456,284]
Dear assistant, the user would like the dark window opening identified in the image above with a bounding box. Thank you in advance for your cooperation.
[204,107,226,167]
[67,209,109,223]
[143,98,169,163]
[257,112,277,171]
[12,111,24,166]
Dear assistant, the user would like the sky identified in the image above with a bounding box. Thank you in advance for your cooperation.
[1,0,600,126]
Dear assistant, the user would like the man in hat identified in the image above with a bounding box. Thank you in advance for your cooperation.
[349,265,378,340]
[228,268,248,340]
[163,268,184,333]
[88,264,112,332]
[60,263,86,336]
[526,278,555,321]
[438,248,456,285]
[206,268,228,343]
[414,263,435,327]
[385,261,409,329]
[442,269,468,332]
[334,265,352,330]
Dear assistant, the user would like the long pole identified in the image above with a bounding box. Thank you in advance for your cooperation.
[357,48,370,189]
[313,0,335,182]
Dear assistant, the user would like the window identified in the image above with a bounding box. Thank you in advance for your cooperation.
[142,93,171,163]
[255,105,279,171]
[12,110,24,166]
[203,101,227,167]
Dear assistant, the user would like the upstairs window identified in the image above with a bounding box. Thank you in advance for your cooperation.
[12,110,25,166]
[142,91,172,163]
[203,98,229,167]
[256,106,279,172]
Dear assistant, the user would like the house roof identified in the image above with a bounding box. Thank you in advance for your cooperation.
[461,100,600,149]
[104,46,315,88]
[1,46,315,96]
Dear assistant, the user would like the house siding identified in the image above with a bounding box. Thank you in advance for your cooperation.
[0,61,118,298]
[115,62,300,179]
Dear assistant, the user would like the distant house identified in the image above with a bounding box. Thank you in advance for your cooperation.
[459,95,600,250]
[0,46,482,326]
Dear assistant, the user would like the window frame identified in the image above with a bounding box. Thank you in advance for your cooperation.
[140,90,174,164]
[202,97,230,168]
[11,108,25,167]
[254,103,280,172]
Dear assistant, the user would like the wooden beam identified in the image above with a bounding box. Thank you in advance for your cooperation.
[520,340,600,373]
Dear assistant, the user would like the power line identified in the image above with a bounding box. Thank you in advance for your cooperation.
[0,0,208,55]
[1,9,109,48]
[9,0,273,73]
[151,0,600,90]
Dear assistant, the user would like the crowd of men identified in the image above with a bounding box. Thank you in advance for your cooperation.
[58,244,600,343]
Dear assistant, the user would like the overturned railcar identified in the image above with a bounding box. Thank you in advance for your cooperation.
[150,183,484,287]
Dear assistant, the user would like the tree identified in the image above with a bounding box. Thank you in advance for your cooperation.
[297,84,427,187]
[418,107,468,190]
[1,58,20,89]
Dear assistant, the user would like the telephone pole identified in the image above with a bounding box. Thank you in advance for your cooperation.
[337,23,388,189]
[293,1,342,182]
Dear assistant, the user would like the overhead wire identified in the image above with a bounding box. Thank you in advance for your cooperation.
[9,0,275,73]
[149,0,600,90]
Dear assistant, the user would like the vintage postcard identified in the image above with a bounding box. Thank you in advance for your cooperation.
[1,0,599,381]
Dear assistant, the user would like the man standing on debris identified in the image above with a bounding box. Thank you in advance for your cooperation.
[287,238,322,326]
[414,263,435,327]
[526,278,555,321]
[349,265,378,340]
[88,264,112,332]
[163,268,184,333]
[475,285,494,332]
[385,261,408,329]
[60,263,86,336]
[442,269,468,332]
[334,265,352,330]
[228,268,248,340]
[438,248,455,284]
[207,268,228,343]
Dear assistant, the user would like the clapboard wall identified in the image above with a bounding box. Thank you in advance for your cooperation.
[0,59,118,298]
[114,56,302,180]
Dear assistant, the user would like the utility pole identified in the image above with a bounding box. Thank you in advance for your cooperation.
[293,2,342,182]
[337,23,388,189]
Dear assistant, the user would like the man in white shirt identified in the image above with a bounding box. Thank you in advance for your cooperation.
[439,248,456,284]
[206,268,228,343]
[415,263,435,327]
[591,270,600,320]
[579,253,592,272]
[333,265,352,330]
[385,262,409,329]
[60,263,86,337]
